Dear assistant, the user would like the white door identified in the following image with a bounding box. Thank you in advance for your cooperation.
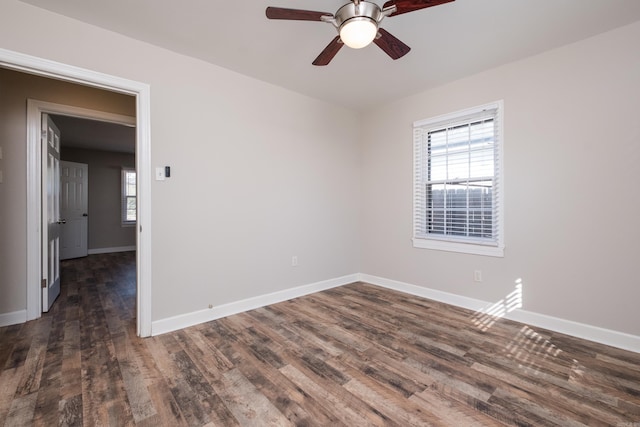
[60,161,88,260]
[42,114,62,312]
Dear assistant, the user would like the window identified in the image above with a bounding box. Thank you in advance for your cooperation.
[122,168,136,225]
[413,101,504,257]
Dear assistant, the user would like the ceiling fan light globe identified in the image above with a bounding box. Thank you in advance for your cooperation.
[340,18,378,49]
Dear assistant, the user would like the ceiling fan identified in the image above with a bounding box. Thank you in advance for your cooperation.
[265,0,454,66]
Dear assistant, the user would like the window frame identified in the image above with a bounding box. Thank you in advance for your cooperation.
[413,101,504,257]
[121,167,137,227]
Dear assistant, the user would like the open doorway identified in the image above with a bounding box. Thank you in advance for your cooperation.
[46,114,137,315]
[53,114,137,260]
[33,101,138,317]
[0,48,152,336]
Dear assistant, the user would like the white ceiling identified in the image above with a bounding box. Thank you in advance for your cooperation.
[21,0,640,111]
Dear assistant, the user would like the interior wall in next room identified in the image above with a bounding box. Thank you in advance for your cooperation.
[62,147,136,252]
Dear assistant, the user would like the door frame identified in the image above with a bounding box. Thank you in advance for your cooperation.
[0,47,152,337]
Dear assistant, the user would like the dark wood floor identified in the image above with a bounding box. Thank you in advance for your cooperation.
[1,253,639,426]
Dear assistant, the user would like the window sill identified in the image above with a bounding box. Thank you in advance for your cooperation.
[122,222,136,228]
[413,238,504,257]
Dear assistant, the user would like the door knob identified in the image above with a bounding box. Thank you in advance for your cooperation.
[57,219,66,224]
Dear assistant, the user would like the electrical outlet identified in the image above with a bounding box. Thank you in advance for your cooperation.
[474,270,482,282]
[291,256,298,267]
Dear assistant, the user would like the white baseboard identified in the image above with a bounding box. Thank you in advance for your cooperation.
[88,245,136,255]
[5,266,634,352]
[0,310,27,327]
[360,273,640,354]
[152,273,360,336]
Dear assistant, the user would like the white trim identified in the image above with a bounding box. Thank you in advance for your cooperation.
[153,271,640,352]
[360,274,640,353]
[506,307,640,354]
[0,48,152,337]
[152,274,360,336]
[0,310,27,327]
[413,101,501,128]
[360,274,488,312]
[413,238,504,257]
[25,101,40,322]
[88,246,136,255]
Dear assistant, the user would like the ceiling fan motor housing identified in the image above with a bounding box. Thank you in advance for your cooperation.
[336,1,381,27]
[336,1,382,48]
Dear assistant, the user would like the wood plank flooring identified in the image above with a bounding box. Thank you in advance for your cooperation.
[1,252,639,426]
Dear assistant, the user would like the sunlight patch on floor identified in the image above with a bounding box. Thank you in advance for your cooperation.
[471,278,523,332]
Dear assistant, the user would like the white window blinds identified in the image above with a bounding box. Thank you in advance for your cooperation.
[413,101,504,256]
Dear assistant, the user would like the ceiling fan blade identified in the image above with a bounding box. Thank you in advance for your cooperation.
[266,7,333,21]
[382,0,454,17]
[312,36,344,66]
[373,28,411,60]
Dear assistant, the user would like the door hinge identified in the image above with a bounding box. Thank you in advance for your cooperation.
[41,130,47,138]
[41,278,47,288]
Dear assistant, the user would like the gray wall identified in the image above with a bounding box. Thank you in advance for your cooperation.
[61,148,136,251]
[0,66,135,316]
[360,20,640,337]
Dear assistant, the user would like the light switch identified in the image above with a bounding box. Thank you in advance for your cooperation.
[155,167,165,181]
